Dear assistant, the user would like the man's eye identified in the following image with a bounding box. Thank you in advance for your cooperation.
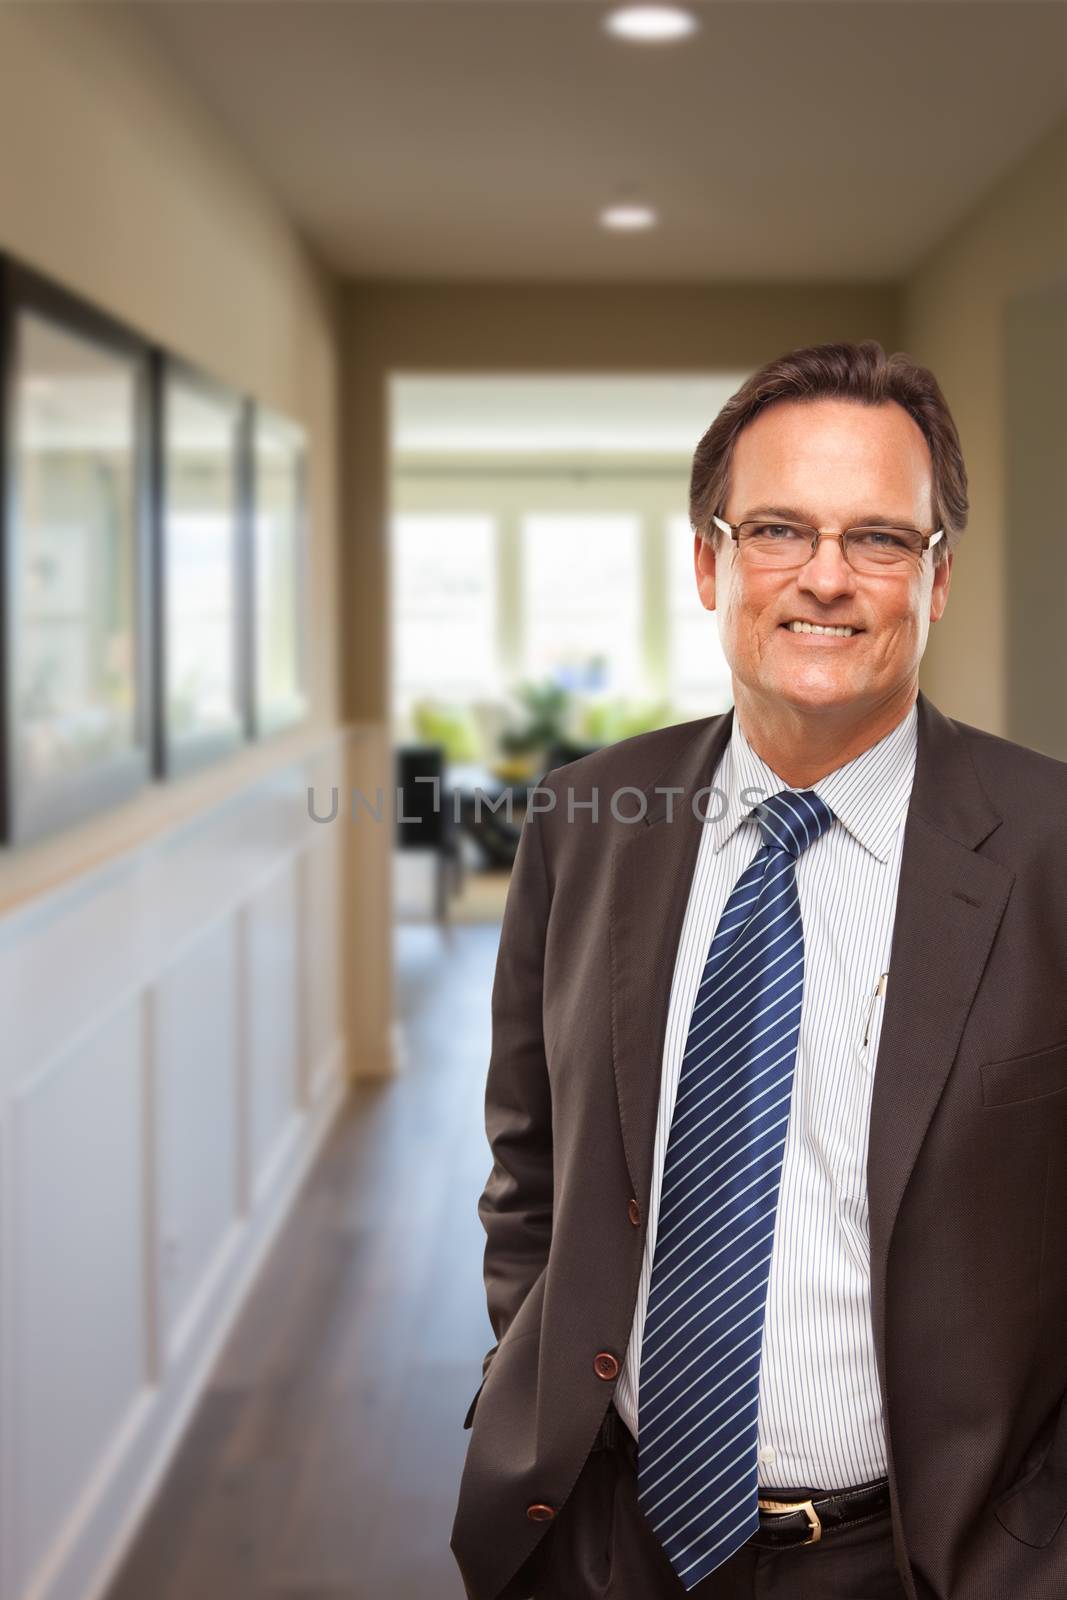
[854,530,906,549]
[756,523,802,540]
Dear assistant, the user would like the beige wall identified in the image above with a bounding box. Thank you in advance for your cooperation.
[0,7,396,1083]
[1002,277,1066,760]
[0,4,346,912]
[903,113,1067,736]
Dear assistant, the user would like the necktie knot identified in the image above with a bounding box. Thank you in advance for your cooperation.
[753,788,834,860]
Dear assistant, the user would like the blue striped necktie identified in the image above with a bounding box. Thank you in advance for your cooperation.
[635,787,835,1591]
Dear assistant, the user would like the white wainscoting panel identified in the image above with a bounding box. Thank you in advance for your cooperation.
[245,861,301,1204]
[154,915,242,1366]
[12,1001,148,1600]
[302,822,344,1105]
[0,728,360,1600]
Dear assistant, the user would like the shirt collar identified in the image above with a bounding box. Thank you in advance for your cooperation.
[707,700,918,864]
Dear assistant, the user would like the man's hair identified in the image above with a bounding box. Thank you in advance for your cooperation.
[689,340,968,566]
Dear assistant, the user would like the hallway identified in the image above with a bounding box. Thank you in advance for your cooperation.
[1,12,1064,1600]
[103,924,499,1600]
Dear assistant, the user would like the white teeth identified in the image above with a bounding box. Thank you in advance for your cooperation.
[785,621,857,636]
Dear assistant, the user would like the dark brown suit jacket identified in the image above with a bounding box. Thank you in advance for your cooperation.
[450,689,1067,1600]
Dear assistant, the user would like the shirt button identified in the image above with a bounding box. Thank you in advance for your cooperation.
[527,1503,556,1521]
[758,1445,777,1465]
[593,1351,620,1381]
[627,1198,641,1226]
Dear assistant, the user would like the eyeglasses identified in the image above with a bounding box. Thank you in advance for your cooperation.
[711,515,944,575]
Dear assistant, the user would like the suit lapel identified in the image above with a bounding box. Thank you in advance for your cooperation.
[865,692,1013,1403]
[609,707,734,1219]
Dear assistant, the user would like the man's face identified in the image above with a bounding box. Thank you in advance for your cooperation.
[694,397,952,716]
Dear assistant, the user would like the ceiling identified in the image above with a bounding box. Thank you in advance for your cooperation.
[134,1,1067,284]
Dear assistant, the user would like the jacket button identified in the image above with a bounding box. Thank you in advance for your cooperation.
[627,1198,641,1226]
[594,1351,620,1381]
[527,1503,556,1522]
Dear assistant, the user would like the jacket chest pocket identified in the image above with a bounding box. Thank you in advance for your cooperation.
[980,1040,1067,1107]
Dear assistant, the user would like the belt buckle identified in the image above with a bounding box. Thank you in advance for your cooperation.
[757,1495,823,1546]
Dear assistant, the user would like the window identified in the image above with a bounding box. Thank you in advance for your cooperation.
[393,513,497,716]
[521,513,642,693]
[251,409,308,736]
[0,253,327,844]
[1,274,151,846]
[158,362,246,772]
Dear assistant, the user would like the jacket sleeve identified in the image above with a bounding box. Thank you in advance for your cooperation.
[475,779,556,1382]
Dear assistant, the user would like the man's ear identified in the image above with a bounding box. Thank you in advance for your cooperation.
[694,531,717,613]
[930,549,952,622]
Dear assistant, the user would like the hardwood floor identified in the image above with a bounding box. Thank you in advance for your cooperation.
[104,922,501,1600]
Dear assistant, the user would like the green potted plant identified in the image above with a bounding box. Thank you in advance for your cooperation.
[494,680,574,780]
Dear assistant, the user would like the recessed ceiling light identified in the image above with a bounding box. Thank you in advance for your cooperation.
[605,5,699,43]
[600,202,660,231]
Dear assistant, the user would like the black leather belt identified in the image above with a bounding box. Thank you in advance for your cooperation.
[596,1405,891,1550]
[751,1478,892,1548]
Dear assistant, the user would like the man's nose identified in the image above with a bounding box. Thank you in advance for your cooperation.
[798,536,857,597]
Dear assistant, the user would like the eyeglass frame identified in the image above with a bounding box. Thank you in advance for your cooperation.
[710,514,944,569]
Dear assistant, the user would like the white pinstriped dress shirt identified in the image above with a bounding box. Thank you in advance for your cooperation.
[614,700,918,1493]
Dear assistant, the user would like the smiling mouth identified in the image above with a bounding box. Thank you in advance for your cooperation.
[779,621,864,638]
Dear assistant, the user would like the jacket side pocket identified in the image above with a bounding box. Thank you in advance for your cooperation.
[994,1389,1067,1548]
[463,1379,485,1431]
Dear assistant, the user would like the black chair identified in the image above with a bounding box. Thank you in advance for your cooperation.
[395,743,463,923]
[453,787,523,869]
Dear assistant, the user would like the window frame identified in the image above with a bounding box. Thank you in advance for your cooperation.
[247,404,310,740]
[0,257,155,848]
[153,352,249,778]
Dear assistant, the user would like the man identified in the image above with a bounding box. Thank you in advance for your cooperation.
[450,342,1067,1600]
